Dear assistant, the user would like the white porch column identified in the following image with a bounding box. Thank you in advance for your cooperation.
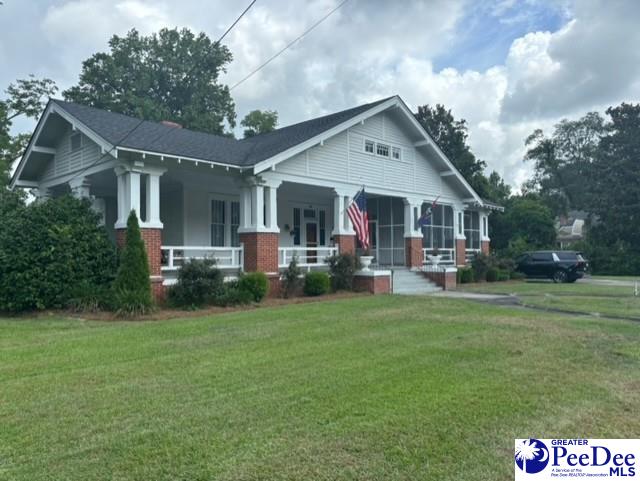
[69,177,91,199]
[331,190,356,235]
[263,180,281,232]
[239,186,252,230]
[114,163,165,229]
[145,172,163,228]
[251,184,264,229]
[403,198,422,238]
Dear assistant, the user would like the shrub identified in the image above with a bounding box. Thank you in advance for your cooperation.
[281,256,302,298]
[304,271,330,296]
[510,271,526,280]
[112,210,153,316]
[238,272,269,302]
[327,253,361,291]
[471,253,491,282]
[486,268,499,282]
[496,270,510,282]
[215,280,253,307]
[0,194,117,313]
[459,267,475,284]
[167,258,224,308]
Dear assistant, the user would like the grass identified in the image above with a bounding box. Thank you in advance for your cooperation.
[1,296,640,480]
[459,279,640,319]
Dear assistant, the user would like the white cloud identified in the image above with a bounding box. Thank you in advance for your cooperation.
[2,0,640,189]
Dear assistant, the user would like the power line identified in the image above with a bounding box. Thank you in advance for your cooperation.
[216,0,258,44]
[229,0,351,91]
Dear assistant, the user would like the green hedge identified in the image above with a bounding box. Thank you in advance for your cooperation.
[327,253,360,291]
[167,258,224,308]
[238,272,269,302]
[304,272,330,296]
[459,268,475,284]
[0,194,117,313]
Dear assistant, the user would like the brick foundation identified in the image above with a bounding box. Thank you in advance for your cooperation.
[481,240,490,255]
[239,232,279,273]
[116,227,164,302]
[405,237,423,269]
[424,268,457,290]
[353,272,391,294]
[333,234,356,255]
[455,238,466,266]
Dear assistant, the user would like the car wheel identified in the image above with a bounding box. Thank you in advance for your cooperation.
[553,270,568,283]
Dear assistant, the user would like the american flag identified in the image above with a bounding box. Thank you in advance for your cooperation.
[347,187,370,249]
[417,196,440,228]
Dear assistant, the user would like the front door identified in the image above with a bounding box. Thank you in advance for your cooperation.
[306,222,318,263]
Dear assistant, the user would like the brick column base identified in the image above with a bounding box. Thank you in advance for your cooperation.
[354,272,391,294]
[455,238,466,266]
[333,234,356,255]
[240,232,279,273]
[116,227,165,302]
[481,240,490,255]
[405,237,423,270]
[423,268,457,290]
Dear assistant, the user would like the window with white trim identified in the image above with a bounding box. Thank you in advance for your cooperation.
[376,143,389,157]
[364,139,374,153]
[211,198,240,247]
[482,216,488,238]
[391,146,401,160]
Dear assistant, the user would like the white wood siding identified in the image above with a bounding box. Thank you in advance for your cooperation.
[276,110,458,200]
[39,127,104,181]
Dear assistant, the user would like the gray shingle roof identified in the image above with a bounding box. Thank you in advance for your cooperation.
[51,96,394,168]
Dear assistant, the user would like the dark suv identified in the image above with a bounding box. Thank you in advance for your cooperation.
[515,251,588,283]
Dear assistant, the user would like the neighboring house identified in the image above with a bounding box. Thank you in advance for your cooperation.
[10,95,499,296]
[556,211,586,249]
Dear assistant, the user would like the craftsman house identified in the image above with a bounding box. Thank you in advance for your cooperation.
[10,95,498,295]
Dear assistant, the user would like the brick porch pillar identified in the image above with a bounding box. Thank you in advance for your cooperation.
[455,238,466,267]
[404,198,423,270]
[238,178,282,297]
[454,208,466,266]
[481,240,490,255]
[334,234,356,255]
[114,163,166,302]
[332,189,357,255]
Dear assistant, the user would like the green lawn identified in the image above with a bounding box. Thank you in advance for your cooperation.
[459,280,640,319]
[1,296,640,480]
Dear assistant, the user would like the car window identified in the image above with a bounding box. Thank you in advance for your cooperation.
[531,252,553,261]
[516,254,530,263]
[555,252,578,261]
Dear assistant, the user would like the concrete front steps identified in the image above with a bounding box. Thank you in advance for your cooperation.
[392,268,442,295]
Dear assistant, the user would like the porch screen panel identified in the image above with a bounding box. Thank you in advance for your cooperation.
[319,210,326,246]
[422,204,454,250]
[230,201,240,247]
[293,208,301,246]
[375,197,405,266]
[464,211,480,249]
[211,199,226,247]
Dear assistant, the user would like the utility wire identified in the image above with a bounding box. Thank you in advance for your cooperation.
[229,0,351,91]
[217,0,258,44]
[64,2,259,185]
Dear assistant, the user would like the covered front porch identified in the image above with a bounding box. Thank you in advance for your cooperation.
[52,156,490,286]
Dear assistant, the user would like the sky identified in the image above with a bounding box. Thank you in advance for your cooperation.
[1,0,639,188]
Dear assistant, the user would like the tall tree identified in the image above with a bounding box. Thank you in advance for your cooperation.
[524,112,606,215]
[1,76,58,185]
[64,28,236,135]
[414,104,488,195]
[585,103,640,273]
[241,109,278,138]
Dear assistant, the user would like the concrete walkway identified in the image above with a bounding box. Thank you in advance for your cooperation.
[579,277,639,288]
[430,290,518,304]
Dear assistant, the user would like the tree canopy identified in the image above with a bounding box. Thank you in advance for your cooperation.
[241,109,278,138]
[414,104,490,197]
[1,76,57,185]
[64,28,236,135]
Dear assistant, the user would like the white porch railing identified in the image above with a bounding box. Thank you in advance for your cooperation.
[422,248,455,265]
[465,248,481,263]
[279,246,339,269]
[161,245,244,271]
